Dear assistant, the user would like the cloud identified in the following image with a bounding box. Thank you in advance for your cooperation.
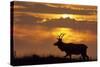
[13,5,26,9]
[13,1,97,15]
[37,18,97,34]
[14,12,97,34]
[14,12,43,24]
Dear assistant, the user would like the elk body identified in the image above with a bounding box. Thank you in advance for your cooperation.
[54,33,89,60]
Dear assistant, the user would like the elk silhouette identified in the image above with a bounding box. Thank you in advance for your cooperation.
[54,33,89,60]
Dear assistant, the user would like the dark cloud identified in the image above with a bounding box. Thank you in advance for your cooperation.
[41,18,97,34]
[13,1,97,15]
[14,13,43,24]
[14,14,97,34]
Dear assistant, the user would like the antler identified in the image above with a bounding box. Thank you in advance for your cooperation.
[60,33,65,38]
[57,33,65,39]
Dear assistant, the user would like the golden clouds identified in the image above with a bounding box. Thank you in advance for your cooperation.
[14,1,97,17]
[13,5,26,9]
[14,12,96,22]
[60,14,96,21]
[45,3,96,11]
[13,1,97,22]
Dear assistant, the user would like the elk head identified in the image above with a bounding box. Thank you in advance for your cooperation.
[54,33,65,46]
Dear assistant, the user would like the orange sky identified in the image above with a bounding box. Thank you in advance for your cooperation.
[13,1,97,59]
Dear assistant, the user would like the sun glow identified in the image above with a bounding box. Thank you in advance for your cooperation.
[51,27,94,43]
[52,28,72,35]
[62,14,69,18]
[52,28,74,42]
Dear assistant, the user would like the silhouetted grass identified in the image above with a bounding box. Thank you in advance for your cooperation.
[11,55,97,66]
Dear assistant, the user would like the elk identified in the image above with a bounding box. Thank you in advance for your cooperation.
[54,33,89,60]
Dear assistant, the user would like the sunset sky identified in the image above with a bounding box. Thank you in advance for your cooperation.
[12,1,97,59]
